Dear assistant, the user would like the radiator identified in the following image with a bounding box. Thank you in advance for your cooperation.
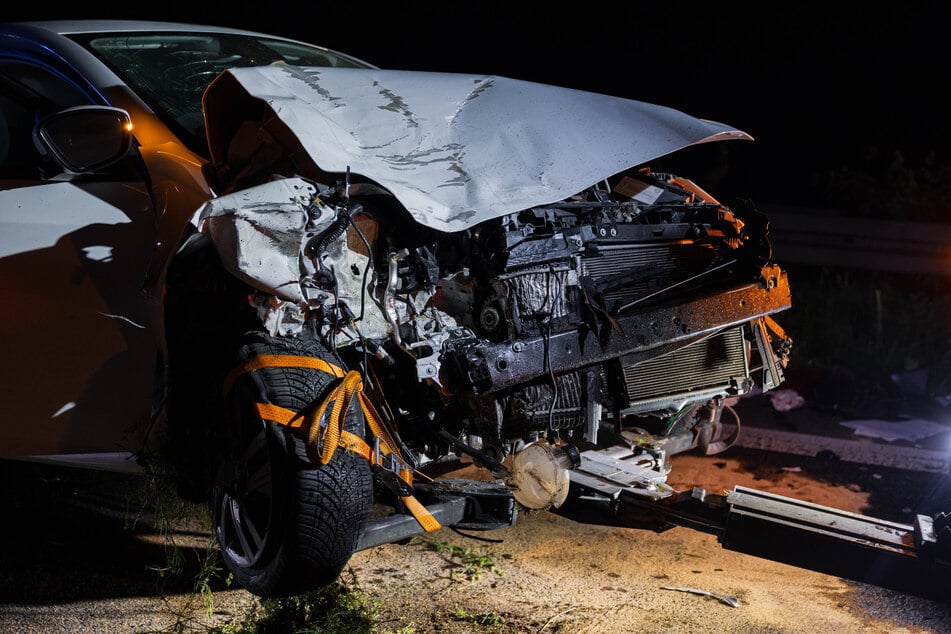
[621,326,748,408]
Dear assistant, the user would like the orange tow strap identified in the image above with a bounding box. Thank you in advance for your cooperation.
[224,354,441,533]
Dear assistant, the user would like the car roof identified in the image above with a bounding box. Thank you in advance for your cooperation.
[0,20,377,70]
[5,20,282,37]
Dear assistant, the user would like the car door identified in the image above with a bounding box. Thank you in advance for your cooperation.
[0,58,159,460]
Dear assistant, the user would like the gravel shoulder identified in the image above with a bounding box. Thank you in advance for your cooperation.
[2,434,951,633]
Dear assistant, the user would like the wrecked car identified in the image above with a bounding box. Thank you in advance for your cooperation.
[0,20,794,598]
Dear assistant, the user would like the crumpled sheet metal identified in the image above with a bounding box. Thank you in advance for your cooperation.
[192,177,329,303]
[208,66,752,231]
[190,176,398,339]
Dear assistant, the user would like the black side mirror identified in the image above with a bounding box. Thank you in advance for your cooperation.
[34,106,133,174]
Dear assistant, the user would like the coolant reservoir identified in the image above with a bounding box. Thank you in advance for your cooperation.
[508,442,580,510]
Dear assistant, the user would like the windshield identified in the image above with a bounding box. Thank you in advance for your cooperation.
[74,31,370,155]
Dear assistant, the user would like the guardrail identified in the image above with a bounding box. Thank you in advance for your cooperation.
[763,204,951,277]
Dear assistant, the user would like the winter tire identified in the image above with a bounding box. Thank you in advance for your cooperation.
[211,330,373,597]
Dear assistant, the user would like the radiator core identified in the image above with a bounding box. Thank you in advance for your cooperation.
[622,326,748,405]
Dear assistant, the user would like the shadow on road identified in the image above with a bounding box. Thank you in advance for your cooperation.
[0,460,228,605]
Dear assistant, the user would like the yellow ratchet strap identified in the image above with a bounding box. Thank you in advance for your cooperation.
[225,354,441,533]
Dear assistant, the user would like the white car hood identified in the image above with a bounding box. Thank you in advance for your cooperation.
[204,66,751,231]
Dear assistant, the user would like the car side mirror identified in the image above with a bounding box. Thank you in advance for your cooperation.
[34,106,133,174]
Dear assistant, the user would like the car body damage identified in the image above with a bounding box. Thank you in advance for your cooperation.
[193,65,793,512]
[8,21,951,603]
[201,66,752,231]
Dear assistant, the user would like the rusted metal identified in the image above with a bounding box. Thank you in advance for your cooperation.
[454,268,792,393]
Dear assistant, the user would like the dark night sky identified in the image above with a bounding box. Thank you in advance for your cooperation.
[7,3,950,209]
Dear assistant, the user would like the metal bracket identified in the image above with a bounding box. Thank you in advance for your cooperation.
[356,478,517,551]
[570,446,675,500]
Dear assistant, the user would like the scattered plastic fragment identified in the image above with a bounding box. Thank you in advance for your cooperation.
[781,466,802,472]
[768,388,805,412]
[660,586,740,607]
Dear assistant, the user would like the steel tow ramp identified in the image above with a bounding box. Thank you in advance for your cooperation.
[562,445,951,603]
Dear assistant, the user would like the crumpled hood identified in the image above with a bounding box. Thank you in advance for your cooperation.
[204,66,751,231]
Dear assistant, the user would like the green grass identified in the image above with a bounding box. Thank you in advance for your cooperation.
[450,607,505,628]
[201,538,506,632]
[218,572,380,634]
[423,539,505,582]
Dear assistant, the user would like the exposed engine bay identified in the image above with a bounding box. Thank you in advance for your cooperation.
[187,65,793,511]
[194,165,792,508]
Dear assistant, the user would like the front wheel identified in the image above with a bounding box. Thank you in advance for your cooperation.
[211,330,373,598]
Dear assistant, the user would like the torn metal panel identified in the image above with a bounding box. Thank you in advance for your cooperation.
[192,177,332,303]
[190,176,436,342]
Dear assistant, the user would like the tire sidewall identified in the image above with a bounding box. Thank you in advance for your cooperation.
[210,330,373,597]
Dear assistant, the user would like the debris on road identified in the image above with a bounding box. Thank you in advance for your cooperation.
[769,388,806,412]
[660,585,741,608]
